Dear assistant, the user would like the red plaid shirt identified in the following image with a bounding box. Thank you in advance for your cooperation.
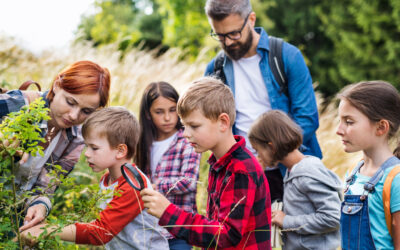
[159,136,271,249]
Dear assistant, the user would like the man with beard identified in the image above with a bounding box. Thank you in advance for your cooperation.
[204,0,322,202]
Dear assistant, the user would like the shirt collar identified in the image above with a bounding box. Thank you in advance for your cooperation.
[255,27,270,52]
[208,135,246,173]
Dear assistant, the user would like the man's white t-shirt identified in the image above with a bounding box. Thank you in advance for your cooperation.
[233,53,271,154]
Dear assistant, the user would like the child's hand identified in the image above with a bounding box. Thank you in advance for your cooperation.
[271,210,286,228]
[140,188,171,218]
[20,223,46,246]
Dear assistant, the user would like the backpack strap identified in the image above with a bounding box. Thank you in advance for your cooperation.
[383,164,400,237]
[19,80,41,91]
[213,51,227,84]
[268,36,288,97]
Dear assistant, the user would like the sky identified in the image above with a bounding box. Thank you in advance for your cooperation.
[0,0,96,54]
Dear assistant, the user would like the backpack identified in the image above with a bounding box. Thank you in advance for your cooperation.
[0,80,41,94]
[382,164,400,237]
[213,36,288,97]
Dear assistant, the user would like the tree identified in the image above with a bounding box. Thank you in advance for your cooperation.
[261,0,400,96]
[155,0,210,58]
[76,0,164,51]
[317,0,400,93]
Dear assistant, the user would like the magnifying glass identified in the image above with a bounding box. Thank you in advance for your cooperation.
[121,163,146,191]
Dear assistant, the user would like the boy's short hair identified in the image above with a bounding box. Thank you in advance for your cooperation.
[249,110,303,162]
[82,106,140,159]
[177,76,236,126]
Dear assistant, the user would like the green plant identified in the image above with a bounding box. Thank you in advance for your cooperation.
[0,98,107,249]
[0,98,50,248]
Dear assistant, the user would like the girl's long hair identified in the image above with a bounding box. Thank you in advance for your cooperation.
[135,82,182,175]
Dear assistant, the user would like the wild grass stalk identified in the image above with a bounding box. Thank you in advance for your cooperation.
[0,35,369,249]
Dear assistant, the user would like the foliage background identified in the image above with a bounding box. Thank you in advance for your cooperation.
[0,36,363,249]
[76,0,400,97]
[1,0,399,248]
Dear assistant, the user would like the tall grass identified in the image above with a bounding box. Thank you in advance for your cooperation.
[0,35,366,249]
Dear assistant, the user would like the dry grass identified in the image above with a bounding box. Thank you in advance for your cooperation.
[0,35,366,249]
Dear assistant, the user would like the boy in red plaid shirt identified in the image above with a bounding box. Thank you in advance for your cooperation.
[141,77,272,249]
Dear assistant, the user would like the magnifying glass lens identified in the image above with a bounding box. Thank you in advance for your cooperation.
[121,163,145,191]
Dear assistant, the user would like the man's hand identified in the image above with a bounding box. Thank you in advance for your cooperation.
[271,210,286,228]
[19,204,47,232]
[140,188,171,218]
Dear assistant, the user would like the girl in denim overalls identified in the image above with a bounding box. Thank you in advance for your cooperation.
[336,81,400,249]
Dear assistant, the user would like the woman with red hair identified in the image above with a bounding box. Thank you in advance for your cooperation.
[0,60,111,232]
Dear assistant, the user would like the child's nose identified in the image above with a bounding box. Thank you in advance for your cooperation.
[182,128,190,138]
[336,123,344,136]
[84,149,91,158]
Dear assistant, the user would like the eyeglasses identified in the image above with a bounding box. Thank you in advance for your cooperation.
[210,14,250,42]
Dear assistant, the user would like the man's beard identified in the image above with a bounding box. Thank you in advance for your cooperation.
[223,30,253,60]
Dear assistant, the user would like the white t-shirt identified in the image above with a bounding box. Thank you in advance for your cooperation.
[150,132,178,174]
[233,54,271,154]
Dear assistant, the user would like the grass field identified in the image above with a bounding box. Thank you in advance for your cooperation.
[0,35,367,249]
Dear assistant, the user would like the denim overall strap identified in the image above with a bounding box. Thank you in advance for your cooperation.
[362,156,400,196]
[341,156,400,250]
[344,161,364,193]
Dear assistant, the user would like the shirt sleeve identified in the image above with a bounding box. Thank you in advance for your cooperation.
[0,90,29,117]
[75,182,143,245]
[27,143,85,211]
[204,59,215,76]
[156,142,200,195]
[285,46,319,146]
[282,176,341,234]
[159,172,257,248]
[390,173,400,213]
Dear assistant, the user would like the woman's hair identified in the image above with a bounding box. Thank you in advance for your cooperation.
[338,80,400,157]
[47,60,111,107]
[249,110,303,164]
[135,81,182,174]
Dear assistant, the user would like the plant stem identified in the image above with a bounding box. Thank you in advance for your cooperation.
[11,158,23,249]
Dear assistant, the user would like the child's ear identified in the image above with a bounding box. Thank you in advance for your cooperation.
[218,113,231,132]
[267,142,276,154]
[376,119,390,136]
[116,144,128,159]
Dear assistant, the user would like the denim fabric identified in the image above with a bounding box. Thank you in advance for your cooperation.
[168,238,192,250]
[343,156,400,249]
[341,195,375,250]
[205,27,322,159]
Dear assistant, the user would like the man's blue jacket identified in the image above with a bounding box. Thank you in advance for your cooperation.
[205,27,322,159]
